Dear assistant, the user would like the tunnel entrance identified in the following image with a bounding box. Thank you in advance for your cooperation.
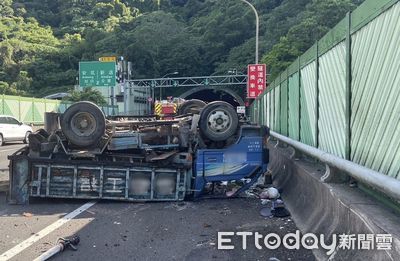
[179,88,244,107]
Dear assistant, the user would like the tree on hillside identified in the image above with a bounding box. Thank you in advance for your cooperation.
[113,11,204,77]
[64,87,107,106]
[262,0,361,78]
[0,16,60,94]
[0,81,21,95]
[0,0,365,96]
[0,0,14,17]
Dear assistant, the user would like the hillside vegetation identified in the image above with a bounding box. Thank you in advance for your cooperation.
[0,0,363,97]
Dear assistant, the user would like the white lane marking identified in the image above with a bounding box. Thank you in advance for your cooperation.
[0,201,97,261]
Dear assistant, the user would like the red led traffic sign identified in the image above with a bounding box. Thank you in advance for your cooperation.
[247,64,267,99]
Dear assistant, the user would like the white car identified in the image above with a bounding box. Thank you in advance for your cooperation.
[0,115,33,146]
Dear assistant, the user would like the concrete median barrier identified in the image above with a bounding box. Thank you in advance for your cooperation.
[268,141,400,260]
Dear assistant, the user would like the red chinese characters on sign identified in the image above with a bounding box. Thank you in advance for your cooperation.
[247,64,267,99]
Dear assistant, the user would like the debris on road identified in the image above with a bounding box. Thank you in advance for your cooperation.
[260,207,272,217]
[85,210,96,215]
[272,206,290,218]
[225,187,238,197]
[261,199,270,205]
[22,212,33,217]
[33,236,80,261]
[166,202,192,211]
[259,187,280,200]
[196,238,216,247]
[268,257,281,261]
[258,187,290,218]
[219,206,232,216]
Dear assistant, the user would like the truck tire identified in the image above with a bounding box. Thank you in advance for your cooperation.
[199,101,238,141]
[178,99,206,115]
[60,101,106,147]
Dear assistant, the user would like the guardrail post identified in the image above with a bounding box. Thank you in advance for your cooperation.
[286,69,289,137]
[279,74,282,134]
[18,96,21,121]
[315,41,319,148]
[298,57,301,141]
[32,98,35,123]
[345,12,352,161]
[269,89,271,128]
[261,98,263,124]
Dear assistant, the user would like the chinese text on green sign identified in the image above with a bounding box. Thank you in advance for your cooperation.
[79,61,116,87]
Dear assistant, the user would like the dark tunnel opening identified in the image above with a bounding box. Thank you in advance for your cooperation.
[180,89,243,107]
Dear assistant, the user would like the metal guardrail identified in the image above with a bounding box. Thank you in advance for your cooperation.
[126,75,247,88]
[252,0,400,181]
[270,131,400,203]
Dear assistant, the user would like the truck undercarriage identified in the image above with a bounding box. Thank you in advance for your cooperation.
[8,101,268,204]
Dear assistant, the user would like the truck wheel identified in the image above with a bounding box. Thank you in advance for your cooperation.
[178,99,206,115]
[60,101,105,147]
[199,101,238,141]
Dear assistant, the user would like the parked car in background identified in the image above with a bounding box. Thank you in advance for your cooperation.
[0,115,33,146]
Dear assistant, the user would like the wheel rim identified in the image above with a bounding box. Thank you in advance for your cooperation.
[25,133,29,143]
[70,112,97,137]
[207,109,231,133]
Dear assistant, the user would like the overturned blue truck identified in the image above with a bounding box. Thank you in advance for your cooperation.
[8,100,269,204]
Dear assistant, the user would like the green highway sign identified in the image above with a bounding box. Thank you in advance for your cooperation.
[79,61,116,87]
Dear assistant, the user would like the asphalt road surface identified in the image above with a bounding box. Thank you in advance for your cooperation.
[0,145,315,261]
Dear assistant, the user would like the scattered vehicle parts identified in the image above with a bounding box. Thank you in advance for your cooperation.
[260,187,280,200]
[33,236,80,261]
[22,212,33,217]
